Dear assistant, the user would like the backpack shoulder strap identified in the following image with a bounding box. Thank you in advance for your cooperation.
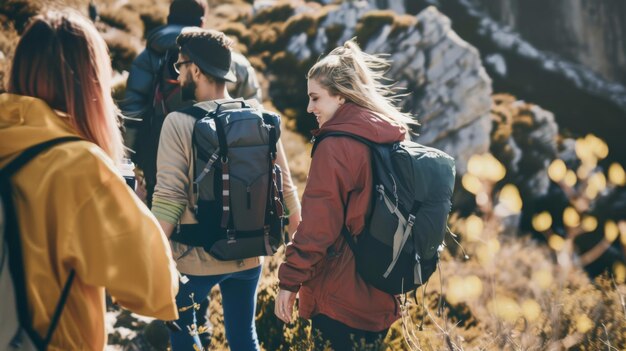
[311,131,375,157]
[0,136,83,178]
[1,136,81,349]
[180,105,211,120]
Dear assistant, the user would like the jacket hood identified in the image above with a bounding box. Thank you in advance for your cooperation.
[0,93,78,164]
[147,24,185,54]
[314,102,406,144]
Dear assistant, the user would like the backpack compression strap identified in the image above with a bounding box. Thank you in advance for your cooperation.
[0,136,81,349]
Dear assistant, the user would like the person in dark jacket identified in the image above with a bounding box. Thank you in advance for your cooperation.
[120,0,261,206]
[275,40,417,350]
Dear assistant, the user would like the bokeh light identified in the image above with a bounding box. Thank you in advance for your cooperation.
[462,173,482,195]
[532,269,553,290]
[581,216,598,232]
[588,172,606,193]
[564,170,577,187]
[467,153,506,182]
[575,314,594,334]
[465,215,484,242]
[498,184,523,213]
[476,239,501,266]
[488,297,521,323]
[521,299,541,322]
[548,235,565,251]
[604,220,619,242]
[446,275,482,305]
[562,207,580,228]
[577,164,593,180]
[548,159,567,183]
[608,163,626,186]
[614,262,626,284]
[532,211,552,232]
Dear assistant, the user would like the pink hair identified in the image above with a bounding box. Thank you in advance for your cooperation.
[9,10,123,161]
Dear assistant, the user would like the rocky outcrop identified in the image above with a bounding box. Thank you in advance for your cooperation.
[475,0,626,86]
[281,3,493,173]
[490,94,559,200]
[354,0,626,167]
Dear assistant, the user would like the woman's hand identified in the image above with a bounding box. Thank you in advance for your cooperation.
[275,289,297,324]
[287,211,301,238]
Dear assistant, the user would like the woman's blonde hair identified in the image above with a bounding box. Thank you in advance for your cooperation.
[307,39,417,133]
[9,10,124,161]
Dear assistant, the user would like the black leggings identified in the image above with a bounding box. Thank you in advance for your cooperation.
[311,314,388,351]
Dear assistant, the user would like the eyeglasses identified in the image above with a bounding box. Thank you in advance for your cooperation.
[173,60,193,74]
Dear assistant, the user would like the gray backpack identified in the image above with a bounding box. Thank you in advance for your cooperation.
[1,137,78,350]
[313,132,456,295]
[169,101,285,260]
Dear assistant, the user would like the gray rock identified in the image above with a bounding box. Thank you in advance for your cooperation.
[282,4,493,175]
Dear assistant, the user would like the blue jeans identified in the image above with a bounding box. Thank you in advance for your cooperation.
[170,266,262,351]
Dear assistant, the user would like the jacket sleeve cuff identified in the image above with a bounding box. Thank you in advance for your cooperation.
[279,282,301,293]
[152,197,186,224]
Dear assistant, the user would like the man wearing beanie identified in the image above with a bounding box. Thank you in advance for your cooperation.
[151,27,301,351]
[120,0,262,207]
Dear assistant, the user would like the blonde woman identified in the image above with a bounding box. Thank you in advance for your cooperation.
[0,11,178,350]
[275,40,416,350]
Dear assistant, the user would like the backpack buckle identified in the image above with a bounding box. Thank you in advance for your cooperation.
[227,229,236,244]
[407,214,416,227]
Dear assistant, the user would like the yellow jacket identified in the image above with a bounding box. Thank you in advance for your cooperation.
[0,94,179,350]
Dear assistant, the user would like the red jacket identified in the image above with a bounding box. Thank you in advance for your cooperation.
[278,103,406,331]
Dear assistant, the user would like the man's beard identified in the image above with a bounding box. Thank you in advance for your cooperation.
[181,74,197,101]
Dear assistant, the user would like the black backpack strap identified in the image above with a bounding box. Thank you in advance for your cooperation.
[311,131,375,157]
[180,105,210,120]
[262,113,278,159]
[1,136,81,349]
